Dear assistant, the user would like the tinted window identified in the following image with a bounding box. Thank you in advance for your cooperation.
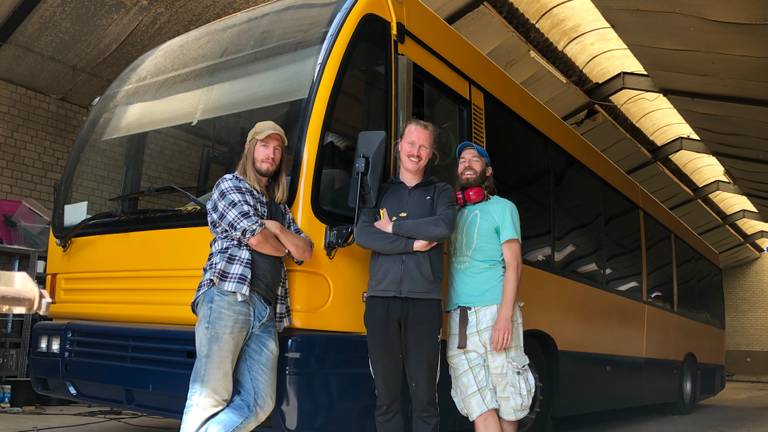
[314,15,390,223]
[676,237,700,318]
[552,147,604,286]
[702,260,725,328]
[603,186,642,300]
[645,214,673,310]
[485,95,552,268]
[412,66,470,184]
[677,237,724,327]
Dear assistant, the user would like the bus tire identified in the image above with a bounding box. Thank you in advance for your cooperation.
[519,340,554,432]
[672,356,698,415]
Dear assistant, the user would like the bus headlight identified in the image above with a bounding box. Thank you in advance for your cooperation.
[38,335,49,352]
[50,335,61,353]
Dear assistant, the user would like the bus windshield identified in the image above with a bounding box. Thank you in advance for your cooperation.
[54,0,346,237]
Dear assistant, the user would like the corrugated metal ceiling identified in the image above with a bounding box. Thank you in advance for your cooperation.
[424,0,766,267]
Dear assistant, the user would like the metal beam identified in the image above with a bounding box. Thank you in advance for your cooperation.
[589,72,768,108]
[652,137,711,160]
[588,72,660,101]
[625,137,711,176]
[693,180,742,199]
[723,210,764,225]
[746,231,768,243]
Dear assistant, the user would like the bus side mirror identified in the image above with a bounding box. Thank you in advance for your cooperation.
[347,131,386,210]
[324,131,387,259]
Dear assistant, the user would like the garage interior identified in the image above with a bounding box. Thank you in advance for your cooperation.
[0,0,766,408]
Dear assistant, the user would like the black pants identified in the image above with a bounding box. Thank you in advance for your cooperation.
[365,296,442,432]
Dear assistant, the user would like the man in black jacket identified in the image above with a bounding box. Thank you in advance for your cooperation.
[356,119,457,432]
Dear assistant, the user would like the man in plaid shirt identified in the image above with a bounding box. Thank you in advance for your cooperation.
[181,121,313,432]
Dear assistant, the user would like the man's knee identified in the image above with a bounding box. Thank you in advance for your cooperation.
[474,409,499,429]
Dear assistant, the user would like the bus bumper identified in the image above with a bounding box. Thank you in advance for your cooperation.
[29,321,376,430]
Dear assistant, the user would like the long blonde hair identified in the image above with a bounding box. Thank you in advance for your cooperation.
[235,138,288,203]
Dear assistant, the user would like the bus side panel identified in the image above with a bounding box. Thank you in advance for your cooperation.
[47,227,210,325]
[518,266,645,358]
[554,352,679,416]
[645,305,725,365]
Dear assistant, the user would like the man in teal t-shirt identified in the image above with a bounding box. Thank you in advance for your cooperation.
[446,142,535,432]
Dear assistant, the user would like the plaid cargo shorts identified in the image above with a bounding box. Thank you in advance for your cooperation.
[446,303,535,422]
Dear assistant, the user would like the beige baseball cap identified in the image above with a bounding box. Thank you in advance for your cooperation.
[247,120,288,146]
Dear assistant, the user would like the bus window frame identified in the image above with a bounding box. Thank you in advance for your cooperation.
[310,13,394,227]
[396,34,471,186]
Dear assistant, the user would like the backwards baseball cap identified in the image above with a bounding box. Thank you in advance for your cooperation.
[456,141,491,165]
[247,120,288,146]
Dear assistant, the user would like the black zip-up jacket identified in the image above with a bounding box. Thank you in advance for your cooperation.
[355,177,457,299]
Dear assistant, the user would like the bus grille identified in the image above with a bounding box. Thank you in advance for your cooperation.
[66,324,195,372]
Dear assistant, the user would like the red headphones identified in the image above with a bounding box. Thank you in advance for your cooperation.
[455,186,486,207]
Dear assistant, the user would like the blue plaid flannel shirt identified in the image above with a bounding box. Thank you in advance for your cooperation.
[193,173,308,331]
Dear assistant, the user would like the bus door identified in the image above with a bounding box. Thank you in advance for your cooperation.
[396,36,477,429]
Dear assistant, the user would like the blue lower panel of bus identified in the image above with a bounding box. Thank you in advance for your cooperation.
[555,350,726,417]
[29,321,382,431]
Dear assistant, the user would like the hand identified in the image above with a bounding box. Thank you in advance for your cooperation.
[374,208,393,233]
[491,315,513,352]
[413,240,437,252]
[263,220,284,235]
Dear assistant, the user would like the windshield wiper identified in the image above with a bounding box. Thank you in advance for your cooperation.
[57,211,123,251]
[109,185,207,209]
[56,207,201,252]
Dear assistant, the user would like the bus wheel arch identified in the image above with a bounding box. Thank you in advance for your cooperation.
[520,330,558,432]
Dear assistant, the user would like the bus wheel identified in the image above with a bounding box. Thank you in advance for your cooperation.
[672,356,698,415]
[519,341,554,432]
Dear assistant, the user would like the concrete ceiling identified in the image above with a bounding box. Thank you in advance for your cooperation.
[0,0,269,107]
[0,0,765,267]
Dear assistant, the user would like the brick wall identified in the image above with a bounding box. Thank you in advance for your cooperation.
[0,80,86,211]
[724,253,768,380]
[1,79,210,220]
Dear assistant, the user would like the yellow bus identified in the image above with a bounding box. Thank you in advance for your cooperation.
[30,0,725,430]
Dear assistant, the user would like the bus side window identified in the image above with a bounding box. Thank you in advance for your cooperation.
[551,147,604,287]
[676,236,724,327]
[645,214,674,310]
[603,185,642,300]
[314,15,391,224]
[484,94,552,269]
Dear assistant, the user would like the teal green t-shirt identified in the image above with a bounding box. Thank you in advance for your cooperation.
[447,195,521,311]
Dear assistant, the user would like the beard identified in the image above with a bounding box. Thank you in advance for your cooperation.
[458,168,487,189]
[254,161,278,178]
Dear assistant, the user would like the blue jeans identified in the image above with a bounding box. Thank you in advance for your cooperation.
[180,288,278,432]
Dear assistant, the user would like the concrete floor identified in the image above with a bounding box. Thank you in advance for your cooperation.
[1,381,766,431]
[558,381,768,432]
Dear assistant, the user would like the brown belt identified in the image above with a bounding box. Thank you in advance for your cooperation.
[457,306,471,349]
